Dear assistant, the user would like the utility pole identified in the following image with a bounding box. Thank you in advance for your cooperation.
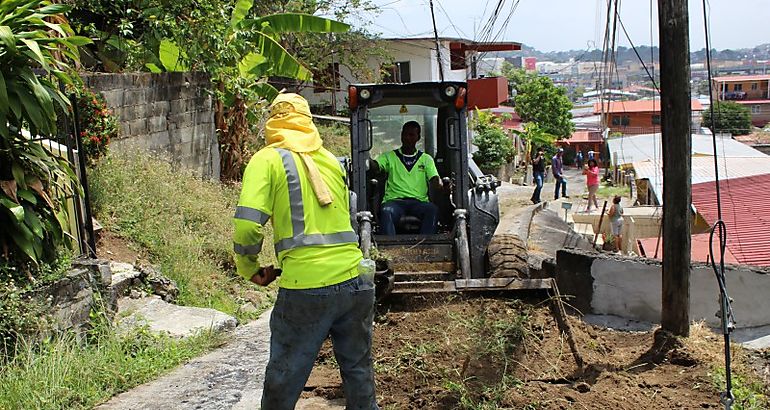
[659,0,692,337]
[429,0,444,82]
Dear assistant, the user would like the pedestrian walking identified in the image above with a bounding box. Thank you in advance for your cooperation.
[583,158,600,211]
[552,148,567,199]
[232,93,378,410]
[530,147,546,204]
[575,150,584,169]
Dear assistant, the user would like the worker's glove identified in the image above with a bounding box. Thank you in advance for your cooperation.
[250,265,280,286]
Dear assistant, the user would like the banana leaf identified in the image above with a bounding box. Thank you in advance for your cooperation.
[242,13,349,34]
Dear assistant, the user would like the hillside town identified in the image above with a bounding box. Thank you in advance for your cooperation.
[1,1,769,409]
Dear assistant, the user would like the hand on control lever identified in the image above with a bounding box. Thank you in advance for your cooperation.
[441,177,453,192]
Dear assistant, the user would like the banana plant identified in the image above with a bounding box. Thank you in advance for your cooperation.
[0,0,91,271]
[155,0,349,100]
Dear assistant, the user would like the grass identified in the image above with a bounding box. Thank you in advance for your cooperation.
[0,326,222,409]
[88,151,276,321]
[596,182,630,200]
[317,122,350,156]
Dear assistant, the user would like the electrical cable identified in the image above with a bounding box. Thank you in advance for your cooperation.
[702,0,735,408]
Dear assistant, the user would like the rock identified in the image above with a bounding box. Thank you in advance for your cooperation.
[574,382,591,393]
[110,261,142,297]
[138,264,179,303]
[237,302,259,316]
[117,297,237,338]
[129,289,142,299]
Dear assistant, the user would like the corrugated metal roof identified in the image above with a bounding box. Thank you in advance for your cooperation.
[594,99,704,114]
[633,156,770,206]
[692,175,770,266]
[609,133,768,166]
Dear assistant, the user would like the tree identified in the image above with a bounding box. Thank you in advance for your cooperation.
[502,64,575,139]
[0,1,90,274]
[471,110,514,173]
[702,101,752,136]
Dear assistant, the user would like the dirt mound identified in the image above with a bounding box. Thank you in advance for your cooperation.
[305,296,767,409]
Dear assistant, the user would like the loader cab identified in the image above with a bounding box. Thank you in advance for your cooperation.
[348,83,471,238]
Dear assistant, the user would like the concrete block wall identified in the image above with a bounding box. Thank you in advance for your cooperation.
[556,249,770,329]
[81,72,220,180]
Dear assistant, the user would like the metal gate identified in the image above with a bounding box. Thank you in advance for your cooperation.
[27,93,97,258]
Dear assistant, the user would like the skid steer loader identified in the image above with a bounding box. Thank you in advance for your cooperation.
[344,82,546,300]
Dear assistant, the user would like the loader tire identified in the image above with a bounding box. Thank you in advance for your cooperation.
[486,234,529,278]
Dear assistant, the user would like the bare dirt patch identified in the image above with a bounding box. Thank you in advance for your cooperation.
[305,295,768,409]
[95,230,148,264]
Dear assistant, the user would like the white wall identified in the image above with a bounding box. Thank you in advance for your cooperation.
[590,257,770,328]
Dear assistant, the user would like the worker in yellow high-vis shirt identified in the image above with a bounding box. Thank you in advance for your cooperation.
[232,93,378,410]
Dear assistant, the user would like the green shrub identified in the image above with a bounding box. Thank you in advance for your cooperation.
[0,0,91,273]
[89,151,275,319]
[472,111,514,173]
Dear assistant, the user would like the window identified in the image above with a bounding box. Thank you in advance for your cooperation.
[313,63,340,93]
[611,115,631,126]
[734,84,743,91]
[751,82,758,90]
[652,114,661,125]
[383,61,411,84]
[752,105,761,114]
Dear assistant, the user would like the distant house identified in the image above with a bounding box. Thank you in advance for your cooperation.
[301,37,521,112]
[593,99,704,135]
[711,74,770,127]
[556,129,604,160]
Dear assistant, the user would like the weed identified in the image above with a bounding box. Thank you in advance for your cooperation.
[443,373,522,410]
[710,367,769,410]
[89,151,275,320]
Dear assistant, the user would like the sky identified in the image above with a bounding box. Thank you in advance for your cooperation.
[358,0,770,53]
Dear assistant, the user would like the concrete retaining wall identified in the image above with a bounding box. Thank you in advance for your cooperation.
[82,72,219,180]
[556,249,770,328]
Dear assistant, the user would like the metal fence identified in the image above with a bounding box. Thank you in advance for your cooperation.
[27,93,97,258]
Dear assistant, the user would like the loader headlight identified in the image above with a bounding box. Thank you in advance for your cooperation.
[359,89,371,99]
[444,86,457,97]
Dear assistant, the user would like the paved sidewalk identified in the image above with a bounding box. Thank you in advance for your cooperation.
[97,310,343,409]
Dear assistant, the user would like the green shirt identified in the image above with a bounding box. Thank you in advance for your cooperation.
[376,149,439,203]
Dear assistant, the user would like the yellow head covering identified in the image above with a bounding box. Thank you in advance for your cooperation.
[265,93,322,153]
[265,93,332,206]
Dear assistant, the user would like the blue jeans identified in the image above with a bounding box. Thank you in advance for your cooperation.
[379,199,438,235]
[531,171,544,203]
[554,176,567,199]
[262,276,378,410]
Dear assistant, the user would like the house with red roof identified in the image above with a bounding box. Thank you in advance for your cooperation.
[712,74,770,127]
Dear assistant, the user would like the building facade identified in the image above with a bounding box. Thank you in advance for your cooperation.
[712,74,770,127]
[594,99,704,135]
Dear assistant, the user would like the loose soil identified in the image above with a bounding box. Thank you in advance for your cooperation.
[304,295,770,409]
[95,229,146,265]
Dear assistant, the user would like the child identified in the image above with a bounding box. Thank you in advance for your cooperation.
[607,195,623,252]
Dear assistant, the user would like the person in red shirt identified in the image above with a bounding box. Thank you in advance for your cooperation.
[583,159,600,212]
